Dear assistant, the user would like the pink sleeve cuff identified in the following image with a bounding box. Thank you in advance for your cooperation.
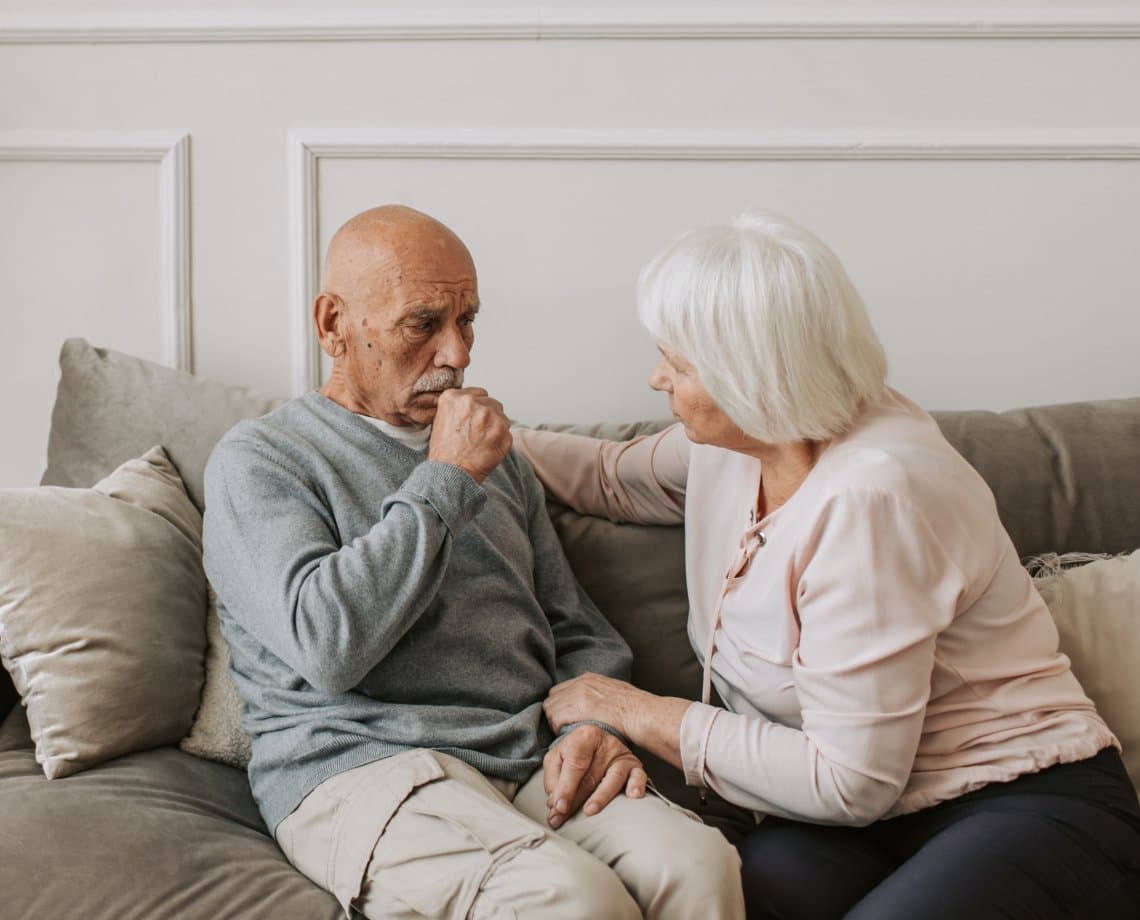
[679,701,721,787]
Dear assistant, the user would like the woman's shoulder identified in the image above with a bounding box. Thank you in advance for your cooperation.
[813,388,993,512]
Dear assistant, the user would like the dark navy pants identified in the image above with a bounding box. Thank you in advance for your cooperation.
[737,747,1140,919]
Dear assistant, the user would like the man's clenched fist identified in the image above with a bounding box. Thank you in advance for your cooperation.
[429,387,512,483]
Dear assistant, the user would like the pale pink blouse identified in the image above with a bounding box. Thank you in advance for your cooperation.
[514,389,1117,824]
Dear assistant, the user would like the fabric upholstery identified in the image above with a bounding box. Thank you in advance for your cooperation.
[934,398,1140,559]
[0,447,207,778]
[1034,551,1140,792]
[0,743,341,919]
[41,337,283,510]
[2,338,1137,846]
[179,587,252,770]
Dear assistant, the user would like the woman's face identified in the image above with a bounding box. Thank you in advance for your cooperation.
[648,344,746,447]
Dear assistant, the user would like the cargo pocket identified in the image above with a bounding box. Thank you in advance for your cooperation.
[326,750,447,918]
[393,777,548,918]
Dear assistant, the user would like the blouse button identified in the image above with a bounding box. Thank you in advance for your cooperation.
[756,532,767,547]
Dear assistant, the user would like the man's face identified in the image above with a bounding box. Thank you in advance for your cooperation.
[337,237,479,427]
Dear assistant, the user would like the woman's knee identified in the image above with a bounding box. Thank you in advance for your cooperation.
[738,819,894,919]
[846,806,1140,920]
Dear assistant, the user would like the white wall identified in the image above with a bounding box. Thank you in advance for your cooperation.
[2,2,1139,487]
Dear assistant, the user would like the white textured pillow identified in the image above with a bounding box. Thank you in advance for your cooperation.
[179,586,251,770]
[0,447,207,778]
[1034,550,1140,792]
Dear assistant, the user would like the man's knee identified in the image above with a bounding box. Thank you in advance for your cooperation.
[477,833,640,919]
[636,819,743,914]
[572,797,743,917]
[541,844,642,919]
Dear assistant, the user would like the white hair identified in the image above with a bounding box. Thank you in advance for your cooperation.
[637,209,887,444]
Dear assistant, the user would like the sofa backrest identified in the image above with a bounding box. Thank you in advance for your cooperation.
[39,339,284,511]
[1,337,1137,724]
[936,401,1140,561]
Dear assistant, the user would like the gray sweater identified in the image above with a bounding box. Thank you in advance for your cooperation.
[202,392,632,833]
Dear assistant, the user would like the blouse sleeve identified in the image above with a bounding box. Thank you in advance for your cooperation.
[679,490,968,825]
[511,423,689,525]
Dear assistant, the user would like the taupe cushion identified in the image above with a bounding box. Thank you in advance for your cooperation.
[179,587,252,770]
[933,398,1140,559]
[1034,551,1140,794]
[41,338,283,510]
[0,744,340,919]
[0,338,282,728]
[0,447,206,778]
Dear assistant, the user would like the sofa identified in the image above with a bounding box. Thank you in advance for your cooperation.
[1,337,1138,919]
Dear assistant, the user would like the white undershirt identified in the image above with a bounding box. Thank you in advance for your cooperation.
[357,414,432,451]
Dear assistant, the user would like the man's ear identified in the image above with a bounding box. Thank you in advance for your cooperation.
[314,292,347,358]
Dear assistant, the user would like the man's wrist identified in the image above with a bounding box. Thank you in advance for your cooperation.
[549,719,632,750]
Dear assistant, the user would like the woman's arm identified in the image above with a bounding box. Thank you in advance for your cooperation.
[512,423,689,525]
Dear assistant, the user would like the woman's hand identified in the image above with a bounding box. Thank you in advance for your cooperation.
[544,671,650,738]
[546,673,695,773]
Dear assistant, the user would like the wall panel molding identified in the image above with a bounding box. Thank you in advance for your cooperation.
[3,8,1140,44]
[0,132,193,372]
[288,128,1140,394]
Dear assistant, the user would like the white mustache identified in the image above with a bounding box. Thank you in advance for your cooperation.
[413,368,464,394]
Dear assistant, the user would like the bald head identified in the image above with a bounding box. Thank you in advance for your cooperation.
[314,205,480,425]
[321,205,474,306]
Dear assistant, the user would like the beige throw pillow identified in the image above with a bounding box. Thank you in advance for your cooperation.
[179,586,251,770]
[0,446,207,778]
[1034,550,1140,792]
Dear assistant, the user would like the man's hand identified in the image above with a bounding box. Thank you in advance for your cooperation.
[543,724,647,829]
[429,387,512,483]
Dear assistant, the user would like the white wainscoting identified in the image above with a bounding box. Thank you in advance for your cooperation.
[0,133,190,487]
[3,7,1140,42]
[290,129,1140,423]
[0,133,192,372]
[1,2,1138,485]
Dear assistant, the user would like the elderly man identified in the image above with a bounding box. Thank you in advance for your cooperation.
[203,205,743,919]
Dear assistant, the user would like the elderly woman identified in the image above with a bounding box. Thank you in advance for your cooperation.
[513,212,1140,919]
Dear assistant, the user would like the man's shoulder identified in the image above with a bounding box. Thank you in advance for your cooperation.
[207,394,325,475]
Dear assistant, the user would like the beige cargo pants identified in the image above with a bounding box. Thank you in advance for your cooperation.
[275,749,744,919]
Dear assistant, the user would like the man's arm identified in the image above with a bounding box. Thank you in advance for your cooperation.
[203,435,486,695]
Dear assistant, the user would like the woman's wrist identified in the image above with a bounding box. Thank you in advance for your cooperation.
[627,692,690,770]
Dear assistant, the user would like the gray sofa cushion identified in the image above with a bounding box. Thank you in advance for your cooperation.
[0,706,340,919]
[936,399,1140,560]
[7,339,1139,849]
[41,338,283,510]
[10,341,1140,723]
